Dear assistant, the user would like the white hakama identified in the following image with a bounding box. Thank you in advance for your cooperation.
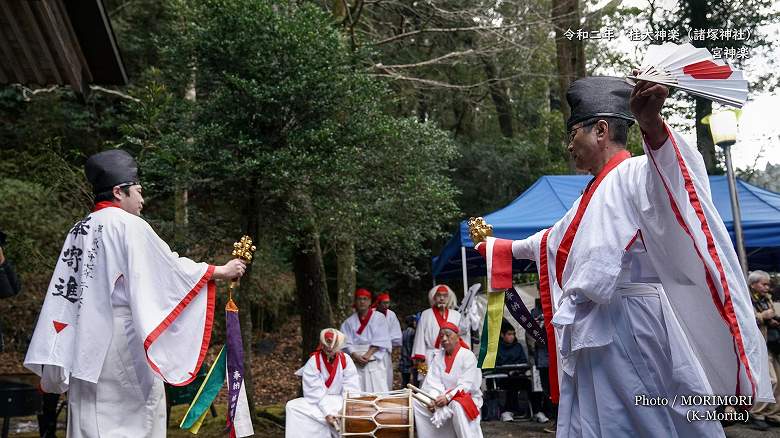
[413,346,483,438]
[341,310,392,392]
[286,352,360,438]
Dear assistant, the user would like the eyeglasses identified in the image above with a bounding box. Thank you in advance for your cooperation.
[567,120,597,143]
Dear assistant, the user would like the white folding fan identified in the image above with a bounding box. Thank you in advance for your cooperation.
[628,42,748,108]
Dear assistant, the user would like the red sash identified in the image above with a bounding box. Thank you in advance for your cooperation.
[538,229,559,403]
[451,391,480,421]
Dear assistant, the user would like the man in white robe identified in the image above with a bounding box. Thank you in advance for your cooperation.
[373,292,402,389]
[412,285,469,374]
[340,288,392,392]
[413,322,483,438]
[477,76,772,437]
[286,328,360,438]
[24,150,247,438]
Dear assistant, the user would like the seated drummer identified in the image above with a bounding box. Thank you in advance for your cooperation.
[495,320,534,422]
[285,328,361,438]
[414,322,483,438]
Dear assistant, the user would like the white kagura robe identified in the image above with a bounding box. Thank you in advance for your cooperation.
[486,124,772,437]
[286,351,361,438]
[414,345,483,438]
[412,307,468,367]
[25,206,216,437]
[380,308,403,389]
[340,309,392,392]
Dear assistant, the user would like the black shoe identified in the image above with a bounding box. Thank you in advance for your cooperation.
[751,419,770,431]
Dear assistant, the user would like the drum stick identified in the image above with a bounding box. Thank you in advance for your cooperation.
[411,392,435,409]
[406,384,437,402]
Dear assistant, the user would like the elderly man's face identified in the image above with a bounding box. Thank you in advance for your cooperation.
[439,328,459,353]
[355,296,371,312]
[434,291,448,307]
[752,277,771,294]
[322,342,336,359]
[567,120,605,174]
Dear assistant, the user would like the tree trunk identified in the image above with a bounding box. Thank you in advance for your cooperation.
[238,191,260,419]
[293,201,334,362]
[551,0,585,169]
[175,68,195,247]
[334,238,356,322]
[686,1,718,174]
[481,56,514,138]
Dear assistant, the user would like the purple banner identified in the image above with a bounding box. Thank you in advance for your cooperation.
[226,308,244,433]
[504,289,546,346]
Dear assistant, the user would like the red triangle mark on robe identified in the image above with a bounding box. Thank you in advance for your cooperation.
[53,321,68,333]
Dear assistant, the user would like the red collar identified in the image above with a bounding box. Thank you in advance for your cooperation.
[93,201,120,212]
[313,350,346,388]
[356,308,373,335]
[444,343,462,373]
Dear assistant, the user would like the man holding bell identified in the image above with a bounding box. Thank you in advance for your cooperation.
[25,149,247,437]
[475,76,772,437]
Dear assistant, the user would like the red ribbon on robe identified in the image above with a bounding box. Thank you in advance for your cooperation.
[356,308,373,335]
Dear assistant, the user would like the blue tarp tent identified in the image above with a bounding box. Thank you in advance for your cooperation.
[432,175,780,281]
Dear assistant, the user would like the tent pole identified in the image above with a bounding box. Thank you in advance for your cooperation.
[461,246,468,298]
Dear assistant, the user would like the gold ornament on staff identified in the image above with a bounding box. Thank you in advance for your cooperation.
[467,216,493,245]
[226,235,256,312]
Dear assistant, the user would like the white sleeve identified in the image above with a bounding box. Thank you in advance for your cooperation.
[369,312,392,352]
[448,352,481,397]
[301,356,328,415]
[411,313,428,361]
[341,355,362,394]
[340,319,354,354]
[511,229,546,261]
[40,365,69,394]
[124,217,215,385]
[388,312,403,347]
[420,355,445,397]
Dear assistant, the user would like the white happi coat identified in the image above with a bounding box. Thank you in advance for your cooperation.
[25,206,216,437]
[286,351,361,438]
[414,345,483,438]
[381,308,403,389]
[340,309,392,392]
[412,308,468,366]
[491,124,771,437]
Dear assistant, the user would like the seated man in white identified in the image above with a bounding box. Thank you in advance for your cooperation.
[414,322,483,438]
[285,328,360,438]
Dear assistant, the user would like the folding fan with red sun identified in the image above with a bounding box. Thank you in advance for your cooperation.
[628,43,748,108]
